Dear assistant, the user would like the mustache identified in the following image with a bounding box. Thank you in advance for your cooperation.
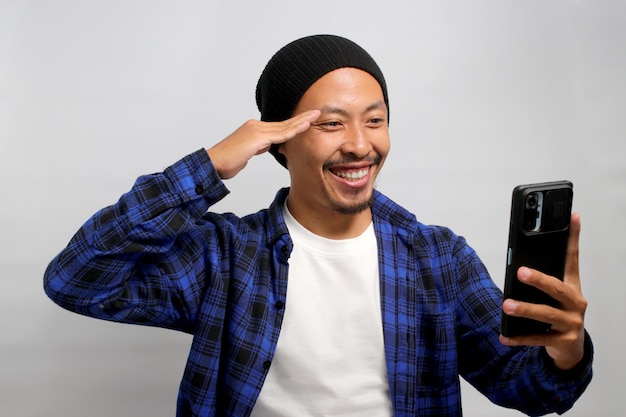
[322,154,383,170]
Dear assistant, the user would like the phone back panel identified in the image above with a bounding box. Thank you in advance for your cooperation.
[500,181,573,337]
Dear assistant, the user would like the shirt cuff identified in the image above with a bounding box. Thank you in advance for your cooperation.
[164,148,229,205]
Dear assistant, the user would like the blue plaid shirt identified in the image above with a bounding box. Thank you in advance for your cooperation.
[45,149,592,416]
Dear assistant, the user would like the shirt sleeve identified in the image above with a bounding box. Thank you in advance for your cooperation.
[43,148,230,333]
[452,234,593,416]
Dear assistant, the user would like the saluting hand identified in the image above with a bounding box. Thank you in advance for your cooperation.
[206,109,321,179]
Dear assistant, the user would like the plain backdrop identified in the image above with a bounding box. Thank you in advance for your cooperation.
[1,1,624,416]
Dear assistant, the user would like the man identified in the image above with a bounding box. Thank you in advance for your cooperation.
[44,34,592,416]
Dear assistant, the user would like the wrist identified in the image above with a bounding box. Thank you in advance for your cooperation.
[542,330,593,374]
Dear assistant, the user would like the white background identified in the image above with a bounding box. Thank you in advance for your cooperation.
[1,1,624,416]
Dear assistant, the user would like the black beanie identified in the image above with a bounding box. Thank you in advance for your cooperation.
[255,34,389,168]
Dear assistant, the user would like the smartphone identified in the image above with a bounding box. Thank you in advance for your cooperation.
[500,180,573,337]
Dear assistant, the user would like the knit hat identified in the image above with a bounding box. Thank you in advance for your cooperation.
[255,34,389,168]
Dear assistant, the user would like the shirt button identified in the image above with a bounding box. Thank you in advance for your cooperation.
[275,301,284,310]
[194,184,204,195]
[263,360,272,370]
[280,246,290,261]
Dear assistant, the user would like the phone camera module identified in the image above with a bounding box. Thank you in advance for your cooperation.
[522,192,543,232]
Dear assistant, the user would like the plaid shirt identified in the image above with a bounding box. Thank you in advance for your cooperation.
[45,149,592,416]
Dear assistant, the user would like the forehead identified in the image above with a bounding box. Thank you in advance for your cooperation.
[296,67,385,109]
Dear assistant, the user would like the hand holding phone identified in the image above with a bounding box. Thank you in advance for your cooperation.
[500,181,573,337]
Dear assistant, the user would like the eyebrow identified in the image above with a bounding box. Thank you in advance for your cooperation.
[319,100,387,117]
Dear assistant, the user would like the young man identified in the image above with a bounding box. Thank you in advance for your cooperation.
[44,34,592,416]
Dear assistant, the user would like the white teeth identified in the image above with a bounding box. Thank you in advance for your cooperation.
[335,169,368,180]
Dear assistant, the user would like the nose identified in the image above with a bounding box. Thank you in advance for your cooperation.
[340,125,372,158]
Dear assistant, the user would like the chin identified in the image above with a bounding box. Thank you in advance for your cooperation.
[329,193,375,215]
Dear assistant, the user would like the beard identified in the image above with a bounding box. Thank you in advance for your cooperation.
[322,180,377,215]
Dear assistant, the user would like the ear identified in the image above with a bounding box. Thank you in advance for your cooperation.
[278,143,288,168]
[272,143,288,168]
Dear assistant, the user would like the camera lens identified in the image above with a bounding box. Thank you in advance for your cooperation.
[523,215,536,229]
[526,193,538,209]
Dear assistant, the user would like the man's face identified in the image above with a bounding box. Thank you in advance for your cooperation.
[280,67,390,217]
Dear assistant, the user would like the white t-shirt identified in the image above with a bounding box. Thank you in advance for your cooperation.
[250,203,392,416]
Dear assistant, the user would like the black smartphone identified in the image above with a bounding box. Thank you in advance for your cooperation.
[500,180,573,337]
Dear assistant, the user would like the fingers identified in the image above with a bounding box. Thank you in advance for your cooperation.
[290,109,322,134]
[500,297,586,370]
[501,261,587,337]
[564,213,581,289]
[510,266,587,312]
[501,257,588,370]
[500,293,585,351]
[501,296,579,334]
[268,109,321,145]
[499,329,583,358]
[248,109,322,149]
[250,109,321,156]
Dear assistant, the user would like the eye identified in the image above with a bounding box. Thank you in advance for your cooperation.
[367,117,386,127]
[314,120,343,131]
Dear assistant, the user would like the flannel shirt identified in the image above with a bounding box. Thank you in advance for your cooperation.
[44,148,593,416]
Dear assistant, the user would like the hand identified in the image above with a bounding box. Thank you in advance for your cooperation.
[206,109,321,179]
[500,213,587,370]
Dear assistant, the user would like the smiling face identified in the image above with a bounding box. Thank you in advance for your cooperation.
[279,67,390,236]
